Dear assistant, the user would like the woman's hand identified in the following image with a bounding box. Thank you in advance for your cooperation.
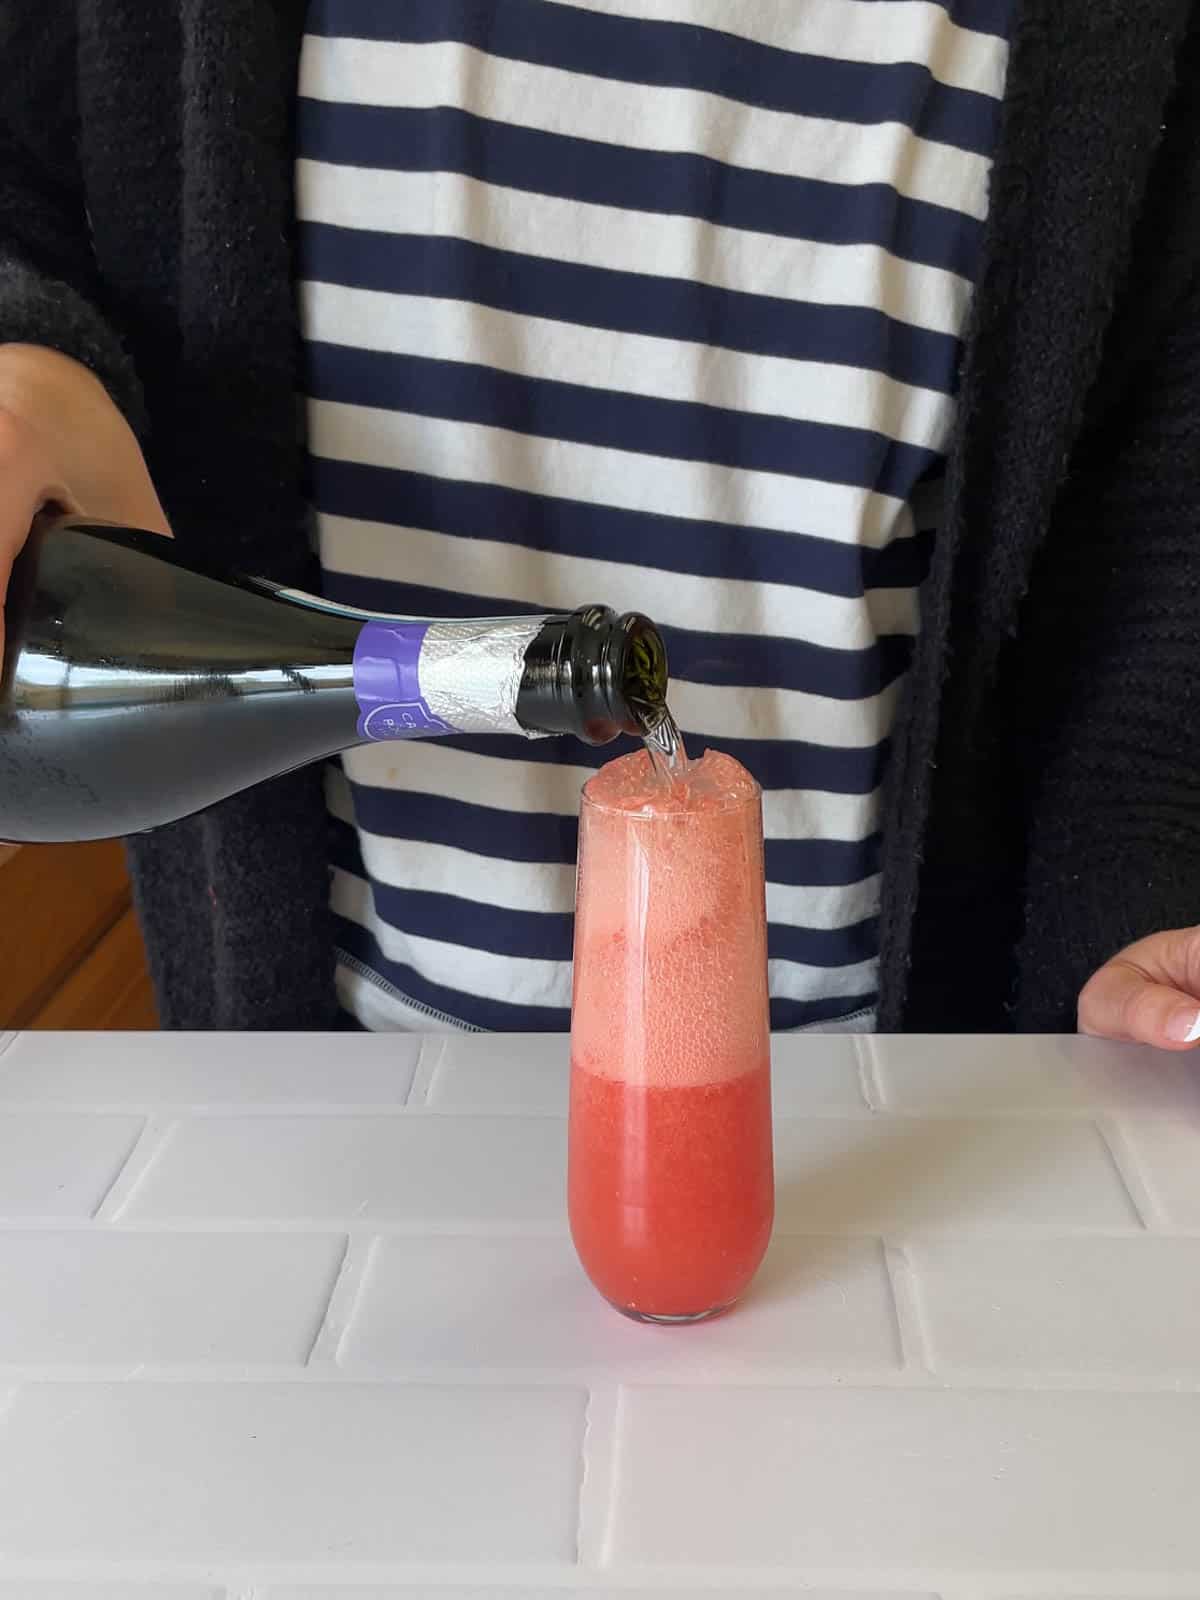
[1079,927,1200,1048]
[0,343,169,655]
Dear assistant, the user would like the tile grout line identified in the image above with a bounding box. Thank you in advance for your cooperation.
[406,1035,449,1108]
[306,1234,378,1367]
[91,1115,174,1222]
[575,1382,621,1568]
[0,1216,1183,1239]
[883,1238,935,1374]
[0,1100,1139,1121]
[0,1386,20,1431]
[1096,1113,1161,1230]
[7,1364,1200,1393]
[0,1567,1186,1596]
[854,1034,885,1110]
[0,1101,533,1116]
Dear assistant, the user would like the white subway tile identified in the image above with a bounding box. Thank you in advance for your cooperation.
[122,1114,566,1224]
[0,1113,142,1217]
[770,1035,869,1113]
[867,1034,1187,1115]
[0,1383,584,1563]
[611,1386,1200,1572]
[1114,1113,1200,1227]
[124,1108,1138,1232]
[339,1234,899,1375]
[773,1113,1137,1232]
[908,1234,1200,1378]
[0,1031,419,1106]
[425,1035,867,1116]
[0,1231,345,1368]
[426,1033,569,1113]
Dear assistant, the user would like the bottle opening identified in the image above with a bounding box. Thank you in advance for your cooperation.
[515,605,672,747]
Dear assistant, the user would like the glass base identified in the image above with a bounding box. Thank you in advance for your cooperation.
[610,1299,734,1325]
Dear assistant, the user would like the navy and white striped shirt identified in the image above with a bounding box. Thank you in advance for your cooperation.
[297,0,1012,1033]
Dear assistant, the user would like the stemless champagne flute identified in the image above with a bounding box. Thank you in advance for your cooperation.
[568,747,774,1322]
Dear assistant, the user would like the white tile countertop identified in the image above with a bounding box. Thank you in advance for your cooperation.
[0,1030,1199,1598]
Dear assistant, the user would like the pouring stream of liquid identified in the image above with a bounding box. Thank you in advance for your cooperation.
[641,703,688,787]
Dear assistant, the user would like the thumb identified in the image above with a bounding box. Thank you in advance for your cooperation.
[1079,943,1200,1050]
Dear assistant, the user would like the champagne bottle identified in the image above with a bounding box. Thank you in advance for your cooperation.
[0,518,670,844]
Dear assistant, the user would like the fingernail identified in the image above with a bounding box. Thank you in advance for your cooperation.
[1166,1008,1200,1044]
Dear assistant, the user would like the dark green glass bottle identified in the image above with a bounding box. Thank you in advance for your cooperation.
[0,518,670,843]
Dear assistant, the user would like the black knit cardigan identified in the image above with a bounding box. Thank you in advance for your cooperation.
[2,0,1199,1030]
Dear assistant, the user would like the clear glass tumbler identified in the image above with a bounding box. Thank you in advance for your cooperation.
[568,748,774,1322]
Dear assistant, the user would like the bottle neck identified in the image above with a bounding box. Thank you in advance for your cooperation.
[329,606,669,748]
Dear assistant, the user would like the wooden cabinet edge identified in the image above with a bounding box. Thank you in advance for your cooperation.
[30,907,158,1029]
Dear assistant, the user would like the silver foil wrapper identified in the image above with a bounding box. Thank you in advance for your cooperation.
[420,617,549,737]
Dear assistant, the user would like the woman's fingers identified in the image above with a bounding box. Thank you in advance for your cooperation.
[1079,931,1200,1049]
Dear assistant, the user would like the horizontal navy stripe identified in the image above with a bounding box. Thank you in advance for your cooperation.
[356,714,883,807]
[331,821,572,959]
[334,911,568,1029]
[348,780,580,863]
[304,0,1001,157]
[298,101,982,280]
[454,727,886,794]
[344,777,881,888]
[847,0,1011,28]
[322,570,914,700]
[306,343,940,500]
[772,990,880,1030]
[298,225,962,397]
[332,813,880,968]
[769,832,882,888]
[945,0,1014,39]
[309,458,935,599]
[355,713,888,795]
[336,907,877,1032]
[771,915,880,970]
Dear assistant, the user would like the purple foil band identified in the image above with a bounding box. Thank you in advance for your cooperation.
[353,621,456,741]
